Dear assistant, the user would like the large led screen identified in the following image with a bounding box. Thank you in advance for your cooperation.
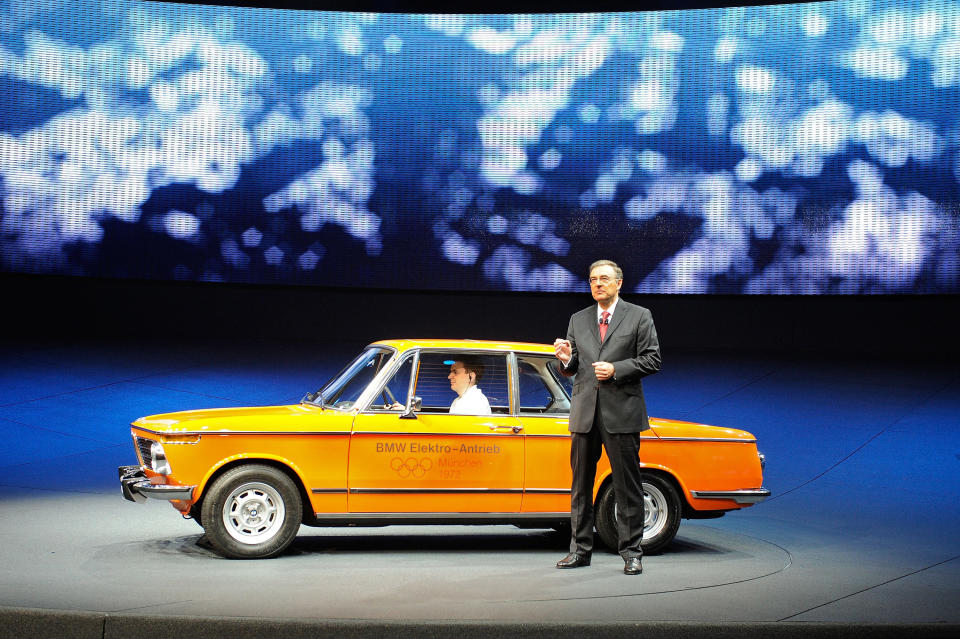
[1,0,958,293]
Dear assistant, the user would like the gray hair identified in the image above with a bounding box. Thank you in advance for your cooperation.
[588,259,623,281]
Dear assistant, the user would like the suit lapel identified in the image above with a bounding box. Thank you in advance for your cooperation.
[580,307,601,358]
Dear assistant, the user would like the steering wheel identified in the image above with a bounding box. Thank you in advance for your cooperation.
[381,386,402,410]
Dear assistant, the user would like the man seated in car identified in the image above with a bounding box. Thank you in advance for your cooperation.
[448,357,491,415]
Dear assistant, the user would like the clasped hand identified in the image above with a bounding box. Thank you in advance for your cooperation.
[591,361,614,380]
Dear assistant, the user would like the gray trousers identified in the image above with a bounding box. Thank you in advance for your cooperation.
[568,407,645,559]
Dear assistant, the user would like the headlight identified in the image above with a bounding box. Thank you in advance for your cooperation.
[150,441,172,475]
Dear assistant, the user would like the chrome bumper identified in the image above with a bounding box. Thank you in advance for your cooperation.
[690,488,771,504]
[118,465,195,503]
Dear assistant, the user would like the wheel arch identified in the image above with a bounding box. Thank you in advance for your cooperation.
[192,456,313,525]
[593,464,688,507]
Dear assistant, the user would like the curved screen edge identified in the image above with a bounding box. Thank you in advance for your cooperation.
[0,0,958,294]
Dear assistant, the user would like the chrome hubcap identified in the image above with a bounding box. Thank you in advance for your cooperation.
[613,481,669,540]
[642,483,668,538]
[222,482,285,545]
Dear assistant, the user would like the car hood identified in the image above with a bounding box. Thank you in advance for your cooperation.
[648,417,757,442]
[132,404,331,434]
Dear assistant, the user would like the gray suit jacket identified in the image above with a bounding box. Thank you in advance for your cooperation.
[563,299,661,434]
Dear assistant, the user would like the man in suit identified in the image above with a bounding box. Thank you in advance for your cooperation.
[554,259,661,575]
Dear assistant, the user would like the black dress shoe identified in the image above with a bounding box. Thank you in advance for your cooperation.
[623,557,643,575]
[556,553,591,568]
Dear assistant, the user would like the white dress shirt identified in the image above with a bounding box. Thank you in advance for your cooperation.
[449,385,492,415]
[562,298,619,371]
[597,297,619,325]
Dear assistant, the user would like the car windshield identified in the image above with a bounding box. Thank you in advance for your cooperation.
[306,347,394,410]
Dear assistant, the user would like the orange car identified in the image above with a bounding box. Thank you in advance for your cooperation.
[119,339,769,559]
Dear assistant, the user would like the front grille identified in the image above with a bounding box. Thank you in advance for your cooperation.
[135,436,154,469]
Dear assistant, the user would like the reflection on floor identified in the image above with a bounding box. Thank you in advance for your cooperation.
[0,338,957,623]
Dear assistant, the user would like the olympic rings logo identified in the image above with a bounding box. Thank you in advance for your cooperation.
[390,457,433,478]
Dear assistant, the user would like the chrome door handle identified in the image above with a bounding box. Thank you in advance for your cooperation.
[488,425,523,434]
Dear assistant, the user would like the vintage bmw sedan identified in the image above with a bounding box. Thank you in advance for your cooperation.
[119,339,769,559]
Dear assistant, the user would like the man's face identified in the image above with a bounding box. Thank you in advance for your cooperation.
[448,362,472,396]
[589,265,622,305]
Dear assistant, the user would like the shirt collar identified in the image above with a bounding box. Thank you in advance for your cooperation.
[597,297,619,322]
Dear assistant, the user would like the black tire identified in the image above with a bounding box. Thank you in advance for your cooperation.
[595,473,682,555]
[188,504,203,527]
[200,464,303,559]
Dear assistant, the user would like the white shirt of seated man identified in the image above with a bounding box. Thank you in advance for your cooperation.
[447,360,492,415]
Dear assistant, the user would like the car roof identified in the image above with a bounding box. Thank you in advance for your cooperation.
[370,339,554,354]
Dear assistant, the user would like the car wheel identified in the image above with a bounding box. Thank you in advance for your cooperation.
[200,464,302,559]
[595,473,681,555]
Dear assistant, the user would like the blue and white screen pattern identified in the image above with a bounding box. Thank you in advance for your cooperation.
[1,0,959,293]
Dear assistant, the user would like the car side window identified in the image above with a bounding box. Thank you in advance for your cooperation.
[366,354,413,411]
[413,352,510,415]
[517,355,571,415]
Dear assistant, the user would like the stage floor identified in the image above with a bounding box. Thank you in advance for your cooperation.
[1,339,958,625]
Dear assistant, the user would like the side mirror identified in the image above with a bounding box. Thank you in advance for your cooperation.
[399,396,422,420]
[302,391,319,403]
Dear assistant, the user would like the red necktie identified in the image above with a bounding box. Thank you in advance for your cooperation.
[599,311,610,342]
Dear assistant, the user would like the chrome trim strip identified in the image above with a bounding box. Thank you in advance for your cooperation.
[523,433,659,440]
[324,487,568,495]
[690,488,771,504]
[524,433,572,438]
[349,487,524,494]
[135,431,661,439]
[351,431,521,438]
[524,488,571,494]
[407,350,420,413]
[132,427,352,437]
[314,512,571,520]
[132,431,753,443]
[656,437,758,444]
[507,351,518,415]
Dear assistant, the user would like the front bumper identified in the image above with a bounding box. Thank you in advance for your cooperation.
[118,465,195,503]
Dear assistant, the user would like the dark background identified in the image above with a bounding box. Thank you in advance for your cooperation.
[6,271,959,357]
[5,0,959,358]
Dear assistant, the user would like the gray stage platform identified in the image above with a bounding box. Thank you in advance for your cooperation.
[1,340,958,636]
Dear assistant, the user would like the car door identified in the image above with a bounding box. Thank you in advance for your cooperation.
[514,353,573,515]
[349,350,524,514]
